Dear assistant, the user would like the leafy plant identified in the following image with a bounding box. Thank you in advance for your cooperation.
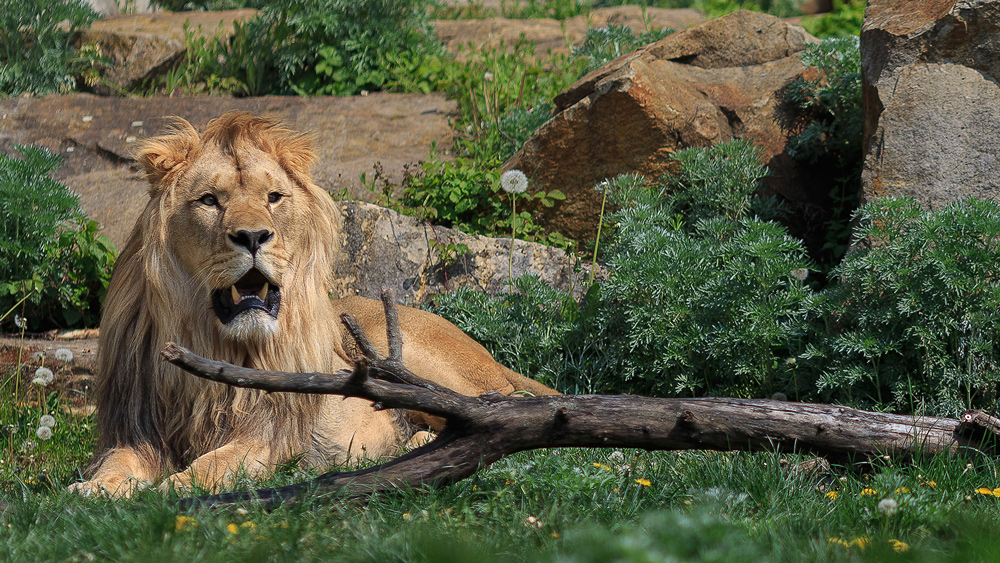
[0,146,116,329]
[785,37,863,266]
[574,23,674,73]
[811,198,1000,416]
[0,0,99,96]
[799,0,865,39]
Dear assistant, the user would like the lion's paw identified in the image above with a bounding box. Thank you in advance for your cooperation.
[157,471,195,494]
[68,477,150,498]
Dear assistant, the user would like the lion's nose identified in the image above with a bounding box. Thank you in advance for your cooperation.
[229,229,273,256]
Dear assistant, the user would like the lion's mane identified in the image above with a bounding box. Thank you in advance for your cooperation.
[94,112,341,473]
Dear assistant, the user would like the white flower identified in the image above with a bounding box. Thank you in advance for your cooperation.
[14,314,26,329]
[33,367,54,385]
[36,426,52,440]
[501,169,528,194]
[609,451,625,463]
[40,415,55,428]
[790,268,809,281]
[877,498,898,516]
[32,351,46,362]
[54,348,74,363]
[483,71,494,82]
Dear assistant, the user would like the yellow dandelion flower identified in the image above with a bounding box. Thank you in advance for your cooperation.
[825,491,839,500]
[850,536,869,549]
[635,478,651,487]
[894,487,910,494]
[240,521,256,529]
[860,488,878,496]
[976,487,994,496]
[828,537,850,548]
[174,515,197,531]
[922,480,937,488]
[550,532,561,539]
[992,487,1000,497]
[592,462,611,471]
[889,539,909,553]
[226,523,239,534]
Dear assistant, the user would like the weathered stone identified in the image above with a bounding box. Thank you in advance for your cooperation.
[505,10,818,241]
[331,201,587,304]
[434,6,705,59]
[77,10,258,95]
[0,93,456,249]
[861,0,1000,206]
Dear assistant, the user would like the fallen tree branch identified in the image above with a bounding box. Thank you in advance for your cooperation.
[161,292,1000,508]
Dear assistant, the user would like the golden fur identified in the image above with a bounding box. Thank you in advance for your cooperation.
[69,111,556,497]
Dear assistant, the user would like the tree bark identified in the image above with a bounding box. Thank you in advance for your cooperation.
[160,292,1000,508]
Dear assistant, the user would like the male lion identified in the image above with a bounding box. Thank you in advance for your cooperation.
[69,111,557,497]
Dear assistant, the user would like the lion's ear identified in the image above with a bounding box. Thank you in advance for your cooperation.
[134,118,200,192]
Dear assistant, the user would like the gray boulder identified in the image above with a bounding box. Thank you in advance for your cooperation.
[861,0,1000,206]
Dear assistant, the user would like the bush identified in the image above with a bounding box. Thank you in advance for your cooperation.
[433,142,818,399]
[785,37,863,265]
[811,198,1000,416]
[0,147,116,329]
[0,0,99,96]
[574,24,674,73]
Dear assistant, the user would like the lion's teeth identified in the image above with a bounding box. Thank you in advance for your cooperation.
[258,282,269,301]
[231,285,240,304]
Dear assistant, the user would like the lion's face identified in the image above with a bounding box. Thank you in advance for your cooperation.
[135,113,332,344]
[171,145,305,339]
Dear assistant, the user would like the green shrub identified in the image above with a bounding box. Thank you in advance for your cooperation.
[785,37,863,265]
[231,0,444,96]
[0,0,99,96]
[799,0,865,39]
[433,142,818,398]
[810,198,1000,416]
[574,24,673,73]
[0,147,116,329]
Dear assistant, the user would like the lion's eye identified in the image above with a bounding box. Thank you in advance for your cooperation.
[268,192,284,204]
[198,194,218,207]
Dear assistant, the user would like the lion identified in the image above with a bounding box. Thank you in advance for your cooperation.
[69,111,557,497]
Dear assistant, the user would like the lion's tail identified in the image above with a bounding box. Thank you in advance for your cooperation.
[503,367,561,396]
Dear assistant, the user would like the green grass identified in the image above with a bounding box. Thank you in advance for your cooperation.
[7,365,1000,561]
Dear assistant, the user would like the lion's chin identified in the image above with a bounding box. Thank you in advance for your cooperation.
[218,309,280,342]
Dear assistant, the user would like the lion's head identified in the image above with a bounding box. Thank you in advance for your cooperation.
[95,111,339,467]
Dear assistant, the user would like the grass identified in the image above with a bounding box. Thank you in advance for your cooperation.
[7,359,1000,561]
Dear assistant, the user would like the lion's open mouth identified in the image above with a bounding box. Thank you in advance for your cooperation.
[211,268,281,324]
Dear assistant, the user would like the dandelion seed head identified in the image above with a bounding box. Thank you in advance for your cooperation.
[32,351,45,362]
[791,268,809,281]
[501,169,528,194]
[877,498,898,516]
[609,451,625,462]
[55,348,74,363]
[36,426,52,440]
[39,415,55,428]
[33,367,54,385]
[14,314,26,329]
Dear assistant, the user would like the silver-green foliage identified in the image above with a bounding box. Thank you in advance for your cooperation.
[600,161,816,397]
[811,198,1000,416]
[574,24,674,73]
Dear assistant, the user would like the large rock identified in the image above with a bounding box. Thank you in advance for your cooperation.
[505,11,818,240]
[0,93,455,249]
[434,6,705,59]
[77,10,258,95]
[861,0,1000,206]
[331,201,587,304]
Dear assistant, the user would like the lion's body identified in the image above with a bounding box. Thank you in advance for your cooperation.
[70,112,556,497]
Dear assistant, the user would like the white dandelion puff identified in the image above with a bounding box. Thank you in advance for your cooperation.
[501,169,528,194]
[33,367,54,385]
[40,415,56,428]
[14,314,26,329]
[790,268,809,281]
[877,498,898,516]
[32,351,46,362]
[54,348,74,363]
[36,426,53,440]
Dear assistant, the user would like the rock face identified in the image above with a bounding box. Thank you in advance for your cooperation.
[331,202,587,304]
[0,93,455,249]
[505,10,818,240]
[861,0,1000,206]
[435,6,705,59]
[77,10,258,95]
